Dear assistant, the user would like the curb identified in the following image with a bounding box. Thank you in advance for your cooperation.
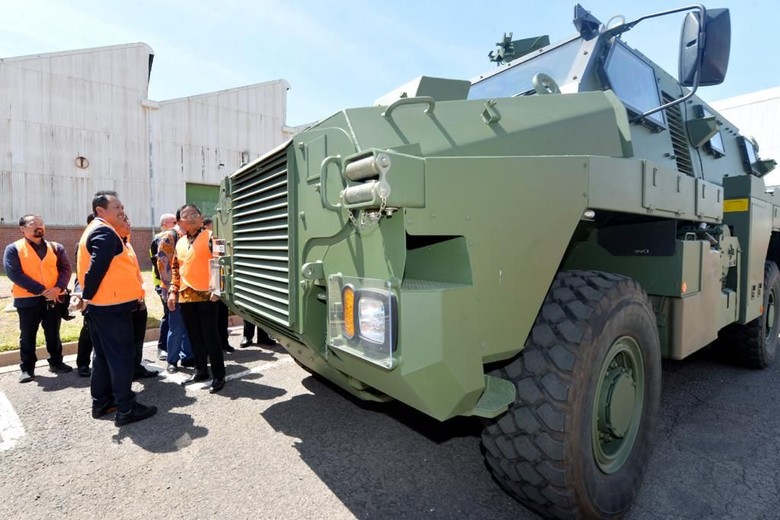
[0,315,245,370]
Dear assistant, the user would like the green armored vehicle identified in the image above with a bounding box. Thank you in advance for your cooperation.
[213,4,777,518]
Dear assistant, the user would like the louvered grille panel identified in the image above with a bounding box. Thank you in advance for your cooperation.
[231,145,292,326]
[663,93,694,176]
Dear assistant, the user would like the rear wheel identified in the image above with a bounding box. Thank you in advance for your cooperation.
[716,261,780,369]
[482,271,661,519]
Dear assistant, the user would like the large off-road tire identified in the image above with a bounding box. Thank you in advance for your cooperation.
[482,271,661,519]
[716,261,780,369]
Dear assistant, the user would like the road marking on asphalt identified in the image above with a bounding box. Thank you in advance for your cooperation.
[153,356,295,391]
[0,392,25,452]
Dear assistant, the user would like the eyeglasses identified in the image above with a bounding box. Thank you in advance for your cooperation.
[180,214,202,222]
[24,221,44,227]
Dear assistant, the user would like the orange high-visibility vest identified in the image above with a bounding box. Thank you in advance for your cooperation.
[77,219,144,306]
[176,229,212,292]
[76,218,101,292]
[125,239,145,296]
[11,238,59,299]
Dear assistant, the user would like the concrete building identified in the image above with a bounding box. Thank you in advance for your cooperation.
[0,42,294,269]
[712,86,780,187]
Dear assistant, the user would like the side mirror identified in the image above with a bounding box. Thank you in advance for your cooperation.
[679,8,730,87]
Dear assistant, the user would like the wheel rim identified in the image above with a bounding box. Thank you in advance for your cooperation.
[765,286,777,343]
[592,336,644,474]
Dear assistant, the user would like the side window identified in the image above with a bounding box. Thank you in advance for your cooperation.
[739,136,760,175]
[694,105,725,157]
[602,40,666,128]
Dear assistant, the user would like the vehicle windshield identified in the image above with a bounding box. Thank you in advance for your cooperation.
[468,38,582,100]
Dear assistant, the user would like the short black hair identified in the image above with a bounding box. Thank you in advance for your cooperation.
[176,203,201,220]
[92,190,118,215]
[203,217,213,226]
[86,214,95,224]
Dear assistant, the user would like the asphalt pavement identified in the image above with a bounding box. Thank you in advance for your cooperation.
[1,330,779,519]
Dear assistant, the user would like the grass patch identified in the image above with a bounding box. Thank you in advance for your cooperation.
[0,271,164,352]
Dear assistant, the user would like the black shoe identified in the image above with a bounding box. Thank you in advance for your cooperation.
[223,345,235,353]
[77,366,91,377]
[132,367,159,380]
[239,337,252,348]
[181,372,210,386]
[180,358,195,368]
[92,401,117,419]
[257,334,276,347]
[49,361,73,373]
[209,378,225,393]
[115,402,157,426]
[18,370,35,383]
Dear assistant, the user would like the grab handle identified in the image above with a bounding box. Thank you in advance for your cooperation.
[381,96,436,119]
[319,155,342,211]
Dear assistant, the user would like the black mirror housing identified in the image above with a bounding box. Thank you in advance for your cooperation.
[679,8,731,87]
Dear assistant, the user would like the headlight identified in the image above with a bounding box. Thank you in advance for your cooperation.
[328,275,397,369]
[358,293,387,344]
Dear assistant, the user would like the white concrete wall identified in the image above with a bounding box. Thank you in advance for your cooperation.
[0,43,152,225]
[0,43,291,227]
[148,80,290,221]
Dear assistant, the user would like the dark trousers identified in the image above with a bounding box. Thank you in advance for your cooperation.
[17,300,64,372]
[217,300,229,350]
[132,306,148,368]
[243,322,255,340]
[243,322,273,344]
[181,300,225,379]
[88,308,136,412]
[76,315,93,369]
[156,290,169,352]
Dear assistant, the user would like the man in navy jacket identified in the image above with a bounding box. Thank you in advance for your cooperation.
[3,214,73,382]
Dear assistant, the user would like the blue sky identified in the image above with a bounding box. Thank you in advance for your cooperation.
[1,0,777,126]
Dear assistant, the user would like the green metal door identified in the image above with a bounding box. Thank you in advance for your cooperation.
[185,183,219,218]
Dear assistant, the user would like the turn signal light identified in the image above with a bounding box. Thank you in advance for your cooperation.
[343,285,355,338]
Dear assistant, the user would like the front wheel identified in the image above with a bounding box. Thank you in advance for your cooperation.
[482,271,661,519]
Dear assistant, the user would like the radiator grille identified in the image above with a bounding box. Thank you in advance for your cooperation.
[230,144,292,326]
[663,93,694,177]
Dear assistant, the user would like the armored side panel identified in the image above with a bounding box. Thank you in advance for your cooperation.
[723,175,776,323]
[668,246,723,359]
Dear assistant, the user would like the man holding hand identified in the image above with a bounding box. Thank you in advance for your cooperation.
[167,204,226,393]
[3,214,73,383]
